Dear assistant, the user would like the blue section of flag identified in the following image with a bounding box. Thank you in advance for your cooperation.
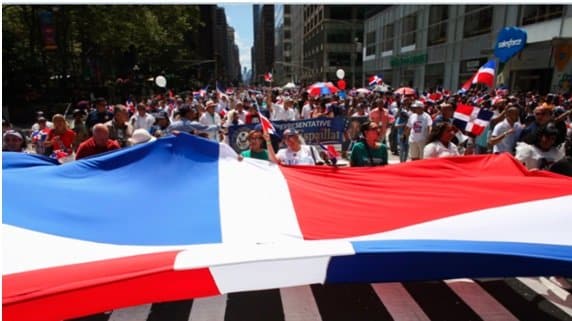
[325,240,572,283]
[2,134,223,246]
[477,108,494,122]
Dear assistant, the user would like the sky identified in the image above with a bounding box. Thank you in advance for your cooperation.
[220,4,253,73]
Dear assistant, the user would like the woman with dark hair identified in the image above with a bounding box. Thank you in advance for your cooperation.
[3,130,27,152]
[240,130,269,161]
[515,122,564,170]
[350,120,388,167]
[423,122,460,159]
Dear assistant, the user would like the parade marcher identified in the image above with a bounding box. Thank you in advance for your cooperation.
[85,97,113,133]
[268,95,297,121]
[350,120,388,167]
[369,98,390,143]
[489,105,522,155]
[167,103,219,137]
[199,100,223,141]
[433,102,455,125]
[75,123,121,160]
[30,117,51,155]
[128,128,157,146]
[403,100,432,161]
[105,105,133,148]
[267,128,324,166]
[245,105,261,124]
[45,114,76,156]
[239,130,269,161]
[149,110,171,138]
[515,122,564,170]
[519,102,554,145]
[395,109,410,163]
[3,129,27,152]
[129,103,155,131]
[423,122,460,159]
[31,111,53,132]
[71,109,89,151]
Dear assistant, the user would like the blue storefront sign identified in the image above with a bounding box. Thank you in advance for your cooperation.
[494,27,527,63]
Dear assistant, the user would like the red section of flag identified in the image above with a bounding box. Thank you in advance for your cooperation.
[280,154,572,240]
[259,113,276,135]
[264,72,273,82]
[3,251,219,321]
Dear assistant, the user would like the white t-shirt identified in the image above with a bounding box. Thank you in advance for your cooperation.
[130,113,155,131]
[407,112,432,143]
[301,103,313,119]
[276,145,322,165]
[271,104,297,121]
[515,142,564,170]
[423,141,460,159]
[491,119,521,154]
[199,112,222,141]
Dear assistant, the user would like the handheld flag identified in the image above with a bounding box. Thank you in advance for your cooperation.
[461,60,496,91]
[264,72,273,82]
[368,74,383,86]
[259,113,276,135]
[453,103,494,136]
[216,82,227,99]
[319,143,339,165]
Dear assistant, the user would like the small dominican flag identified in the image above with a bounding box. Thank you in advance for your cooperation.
[319,143,339,165]
[461,60,496,91]
[264,72,273,82]
[216,82,226,99]
[452,103,494,136]
[259,113,276,135]
[368,74,383,86]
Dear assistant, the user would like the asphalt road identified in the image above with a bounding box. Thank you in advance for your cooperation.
[69,277,571,321]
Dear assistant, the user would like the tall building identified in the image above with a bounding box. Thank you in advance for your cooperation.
[188,5,216,86]
[290,5,305,84]
[363,5,572,93]
[252,4,275,84]
[301,5,366,88]
[274,5,293,85]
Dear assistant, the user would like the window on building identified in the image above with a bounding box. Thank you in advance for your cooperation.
[366,31,376,56]
[329,6,352,20]
[327,29,352,43]
[328,52,351,66]
[521,5,563,25]
[382,23,394,52]
[401,14,417,47]
[463,5,492,38]
[285,30,291,38]
[427,6,448,46]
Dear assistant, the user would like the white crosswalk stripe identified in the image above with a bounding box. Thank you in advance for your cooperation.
[70,277,572,321]
[371,282,431,321]
[445,278,519,321]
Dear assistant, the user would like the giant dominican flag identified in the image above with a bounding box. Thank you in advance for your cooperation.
[3,134,572,321]
[461,60,496,91]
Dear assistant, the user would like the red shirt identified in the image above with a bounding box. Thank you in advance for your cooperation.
[47,128,76,151]
[75,137,121,160]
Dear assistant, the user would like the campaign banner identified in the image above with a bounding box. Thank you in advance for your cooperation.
[494,27,527,63]
[227,117,350,153]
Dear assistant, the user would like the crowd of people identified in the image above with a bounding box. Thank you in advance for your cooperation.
[2,84,572,175]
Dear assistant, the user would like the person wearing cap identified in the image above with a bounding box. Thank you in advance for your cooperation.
[267,128,324,166]
[71,109,89,150]
[128,128,157,146]
[433,102,455,126]
[403,100,432,161]
[31,111,53,133]
[104,105,133,148]
[268,96,297,121]
[350,120,388,167]
[199,100,222,141]
[75,123,121,160]
[167,104,219,137]
[149,110,171,138]
[129,103,155,131]
[3,130,27,152]
[86,97,113,133]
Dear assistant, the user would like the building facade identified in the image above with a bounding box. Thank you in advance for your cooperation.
[252,4,275,85]
[301,5,365,88]
[363,5,572,94]
[274,5,294,85]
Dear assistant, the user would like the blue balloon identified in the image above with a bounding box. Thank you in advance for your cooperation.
[494,27,527,63]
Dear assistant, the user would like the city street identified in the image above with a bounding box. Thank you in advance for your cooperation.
[70,277,572,321]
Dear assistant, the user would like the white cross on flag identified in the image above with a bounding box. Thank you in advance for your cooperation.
[452,103,494,136]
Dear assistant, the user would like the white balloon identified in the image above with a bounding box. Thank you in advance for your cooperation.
[155,75,167,88]
[336,69,345,79]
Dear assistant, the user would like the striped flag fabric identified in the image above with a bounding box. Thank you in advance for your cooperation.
[259,113,276,135]
[452,103,495,136]
[368,74,383,86]
[461,60,496,91]
[3,135,572,320]
[264,72,273,82]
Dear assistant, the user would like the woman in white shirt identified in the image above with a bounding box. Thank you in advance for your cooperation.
[515,122,564,170]
[423,122,460,159]
[267,128,324,166]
